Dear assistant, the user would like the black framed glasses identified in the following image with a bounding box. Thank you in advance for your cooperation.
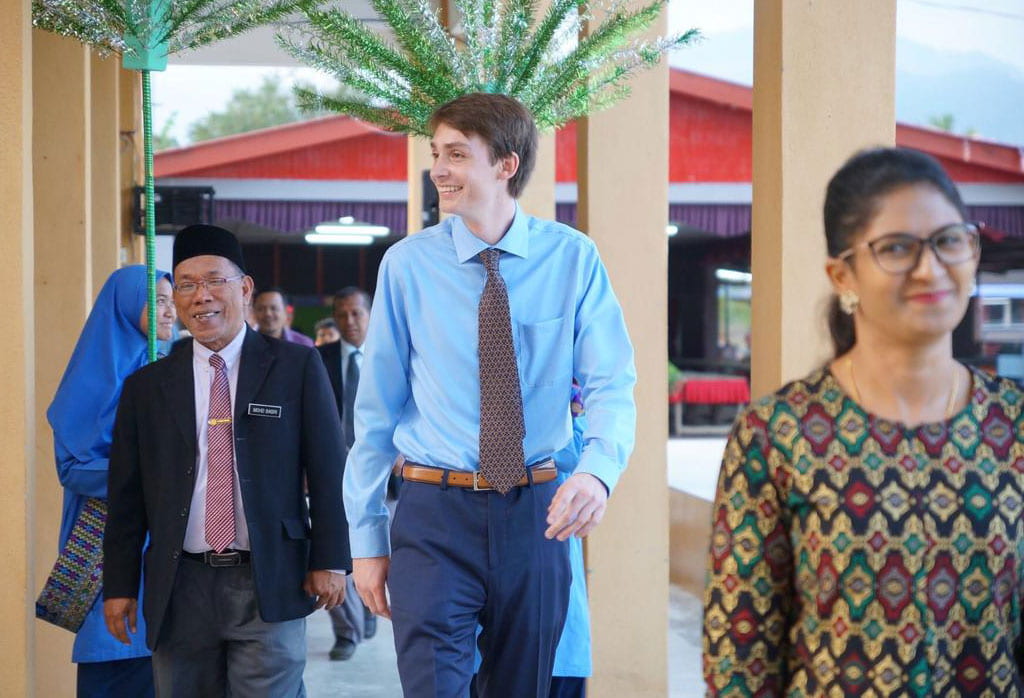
[837,222,982,274]
[173,274,244,296]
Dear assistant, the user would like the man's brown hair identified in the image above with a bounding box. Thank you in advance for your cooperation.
[428,93,538,199]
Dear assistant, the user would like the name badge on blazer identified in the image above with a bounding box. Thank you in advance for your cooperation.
[247,403,282,418]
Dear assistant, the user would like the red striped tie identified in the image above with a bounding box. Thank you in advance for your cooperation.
[205,353,236,552]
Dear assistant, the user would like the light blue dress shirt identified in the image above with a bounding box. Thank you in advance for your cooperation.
[344,206,637,557]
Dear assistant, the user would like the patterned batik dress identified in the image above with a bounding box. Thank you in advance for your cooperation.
[703,366,1024,697]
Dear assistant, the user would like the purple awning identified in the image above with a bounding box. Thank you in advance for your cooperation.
[215,200,408,236]
[215,199,1023,240]
[557,203,752,235]
[967,206,1024,238]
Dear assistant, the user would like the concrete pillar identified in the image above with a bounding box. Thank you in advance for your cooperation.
[407,136,434,234]
[121,69,144,264]
[0,1,36,694]
[577,8,669,696]
[750,0,896,396]
[32,29,93,696]
[90,54,122,295]
[518,132,556,219]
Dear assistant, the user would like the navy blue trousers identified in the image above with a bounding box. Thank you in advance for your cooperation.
[389,476,570,698]
[77,656,154,698]
[471,676,585,698]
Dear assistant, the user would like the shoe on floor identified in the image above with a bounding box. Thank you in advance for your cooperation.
[329,637,357,661]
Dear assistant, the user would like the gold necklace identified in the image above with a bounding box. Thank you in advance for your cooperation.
[846,356,962,419]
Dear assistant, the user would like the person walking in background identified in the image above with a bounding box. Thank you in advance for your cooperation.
[47,265,174,697]
[345,93,636,698]
[703,148,1024,694]
[317,286,377,660]
[314,317,341,346]
[253,286,315,347]
[103,225,350,697]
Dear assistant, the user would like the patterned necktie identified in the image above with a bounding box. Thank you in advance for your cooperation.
[478,248,525,494]
[205,353,236,552]
[344,349,360,449]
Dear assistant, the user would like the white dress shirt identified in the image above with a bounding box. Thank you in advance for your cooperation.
[183,325,251,553]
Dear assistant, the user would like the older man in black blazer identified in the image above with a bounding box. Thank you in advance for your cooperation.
[103,224,350,697]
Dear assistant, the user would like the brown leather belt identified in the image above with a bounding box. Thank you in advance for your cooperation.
[401,460,556,491]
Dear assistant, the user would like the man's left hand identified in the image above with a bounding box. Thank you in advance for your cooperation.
[304,570,346,610]
[545,472,608,541]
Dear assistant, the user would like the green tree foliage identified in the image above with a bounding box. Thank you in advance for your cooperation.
[188,76,304,142]
[928,113,978,138]
[154,111,181,150]
[184,75,356,143]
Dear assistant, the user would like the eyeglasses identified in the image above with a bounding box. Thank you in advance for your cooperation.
[173,274,244,296]
[837,222,982,274]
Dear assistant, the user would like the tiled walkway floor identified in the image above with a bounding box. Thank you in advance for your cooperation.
[304,584,705,697]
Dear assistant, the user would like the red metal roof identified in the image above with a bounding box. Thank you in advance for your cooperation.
[156,68,1024,184]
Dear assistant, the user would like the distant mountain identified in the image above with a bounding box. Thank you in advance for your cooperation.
[669,31,1024,145]
[895,40,1024,144]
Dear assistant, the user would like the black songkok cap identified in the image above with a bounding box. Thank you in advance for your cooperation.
[173,224,246,274]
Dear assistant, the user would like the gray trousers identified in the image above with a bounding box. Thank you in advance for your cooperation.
[152,558,306,698]
[327,574,366,642]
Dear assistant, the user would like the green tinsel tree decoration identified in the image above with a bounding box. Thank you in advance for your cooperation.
[32,0,310,360]
[277,0,699,135]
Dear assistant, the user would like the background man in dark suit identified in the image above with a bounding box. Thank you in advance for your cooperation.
[103,224,351,697]
[317,286,376,660]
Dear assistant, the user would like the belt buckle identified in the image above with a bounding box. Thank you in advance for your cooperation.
[206,551,240,567]
[472,471,489,491]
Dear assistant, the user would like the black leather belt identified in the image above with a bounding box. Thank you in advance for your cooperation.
[182,549,251,567]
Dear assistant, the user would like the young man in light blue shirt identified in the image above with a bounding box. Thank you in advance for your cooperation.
[344,93,636,698]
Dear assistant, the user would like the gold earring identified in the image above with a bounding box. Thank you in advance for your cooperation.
[839,290,860,315]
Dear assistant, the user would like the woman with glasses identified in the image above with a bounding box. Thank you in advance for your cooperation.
[704,148,1024,695]
[47,266,174,697]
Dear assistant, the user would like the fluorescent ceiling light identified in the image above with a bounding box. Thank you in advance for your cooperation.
[715,268,752,284]
[314,217,389,237]
[305,233,375,245]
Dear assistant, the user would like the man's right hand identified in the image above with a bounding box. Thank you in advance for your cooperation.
[352,556,391,619]
[103,597,138,644]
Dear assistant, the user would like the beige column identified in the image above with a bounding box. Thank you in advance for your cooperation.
[406,136,434,234]
[750,0,896,396]
[121,69,144,263]
[91,54,122,294]
[32,29,93,696]
[577,10,669,697]
[0,1,36,694]
[518,132,556,219]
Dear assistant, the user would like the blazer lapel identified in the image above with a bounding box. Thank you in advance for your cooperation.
[234,328,274,429]
[161,343,197,456]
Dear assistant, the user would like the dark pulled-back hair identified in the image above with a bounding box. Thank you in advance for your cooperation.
[824,147,966,356]
[428,93,538,199]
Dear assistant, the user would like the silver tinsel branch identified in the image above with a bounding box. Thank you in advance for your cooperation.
[278,0,700,135]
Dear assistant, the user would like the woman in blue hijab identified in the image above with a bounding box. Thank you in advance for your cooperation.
[47,265,174,698]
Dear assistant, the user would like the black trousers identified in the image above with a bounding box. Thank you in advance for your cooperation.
[389,477,571,698]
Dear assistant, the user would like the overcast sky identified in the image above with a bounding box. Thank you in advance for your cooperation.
[153,0,1024,145]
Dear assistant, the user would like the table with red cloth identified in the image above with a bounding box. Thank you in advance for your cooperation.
[669,374,750,433]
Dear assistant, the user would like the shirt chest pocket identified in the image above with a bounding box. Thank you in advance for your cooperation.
[517,317,569,388]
